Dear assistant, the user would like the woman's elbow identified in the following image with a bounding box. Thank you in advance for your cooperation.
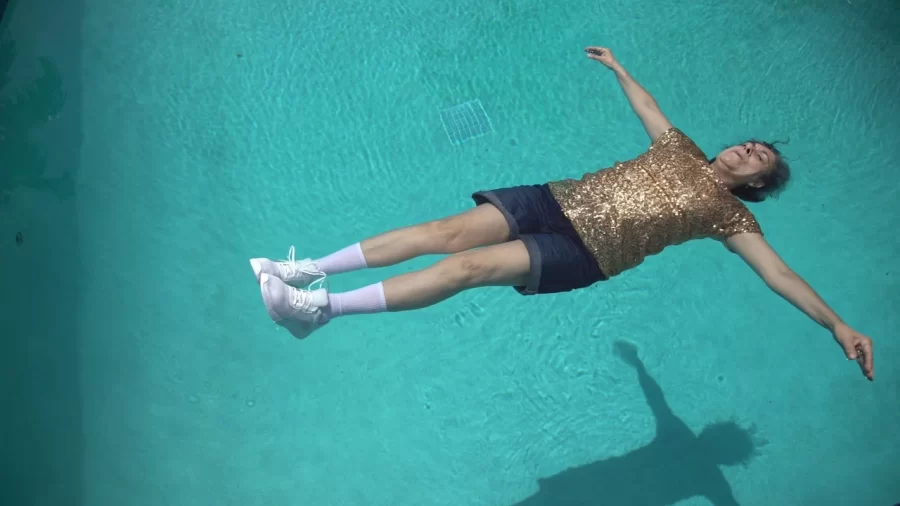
[762,267,797,290]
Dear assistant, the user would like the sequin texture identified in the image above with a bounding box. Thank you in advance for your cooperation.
[547,128,762,277]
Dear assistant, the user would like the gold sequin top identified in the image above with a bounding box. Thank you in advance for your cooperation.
[547,127,762,277]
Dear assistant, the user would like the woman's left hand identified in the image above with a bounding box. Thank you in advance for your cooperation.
[832,323,874,381]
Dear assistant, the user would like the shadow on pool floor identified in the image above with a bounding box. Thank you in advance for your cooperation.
[509,340,765,506]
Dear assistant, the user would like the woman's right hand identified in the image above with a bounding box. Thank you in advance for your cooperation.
[584,46,620,71]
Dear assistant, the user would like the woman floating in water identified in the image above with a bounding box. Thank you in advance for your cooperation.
[250,46,875,381]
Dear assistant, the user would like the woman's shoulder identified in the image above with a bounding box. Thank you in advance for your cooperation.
[653,127,705,154]
[718,193,763,236]
[650,126,681,147]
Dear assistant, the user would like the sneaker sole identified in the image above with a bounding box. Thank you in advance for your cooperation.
[249,259,263,283]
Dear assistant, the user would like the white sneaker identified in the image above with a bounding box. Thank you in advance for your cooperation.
[258,273,329,339]
[250,245,325,288]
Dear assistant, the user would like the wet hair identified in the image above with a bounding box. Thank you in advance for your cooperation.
[708,139,791,203]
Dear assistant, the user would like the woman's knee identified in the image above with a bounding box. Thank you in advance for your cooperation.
[437,241,530,288]
[423,205,510,253]
[453,254,493,287]
[423,218,466,252]
[428,253,478,289]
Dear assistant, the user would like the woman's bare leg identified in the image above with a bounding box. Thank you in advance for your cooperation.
[256,239,532,339]
[251,204,513,288]
[380,239,530,311]
[358,203,511,267]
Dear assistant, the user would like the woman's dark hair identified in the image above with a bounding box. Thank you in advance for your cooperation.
[708,139,791,203]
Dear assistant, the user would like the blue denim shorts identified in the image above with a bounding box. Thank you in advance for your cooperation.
[472,184,607,295]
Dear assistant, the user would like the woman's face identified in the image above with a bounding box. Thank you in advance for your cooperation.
[715,142,777,186]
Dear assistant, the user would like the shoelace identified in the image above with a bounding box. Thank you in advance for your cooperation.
[289,285,318,312]
[289,279,328,315]
[280,245,328,312]
[277,245,327,287]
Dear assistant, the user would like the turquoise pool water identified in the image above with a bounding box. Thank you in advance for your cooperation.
[2,0,899,505]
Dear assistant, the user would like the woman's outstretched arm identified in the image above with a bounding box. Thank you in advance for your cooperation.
[585,46,673,142]
[724,232,875,381]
